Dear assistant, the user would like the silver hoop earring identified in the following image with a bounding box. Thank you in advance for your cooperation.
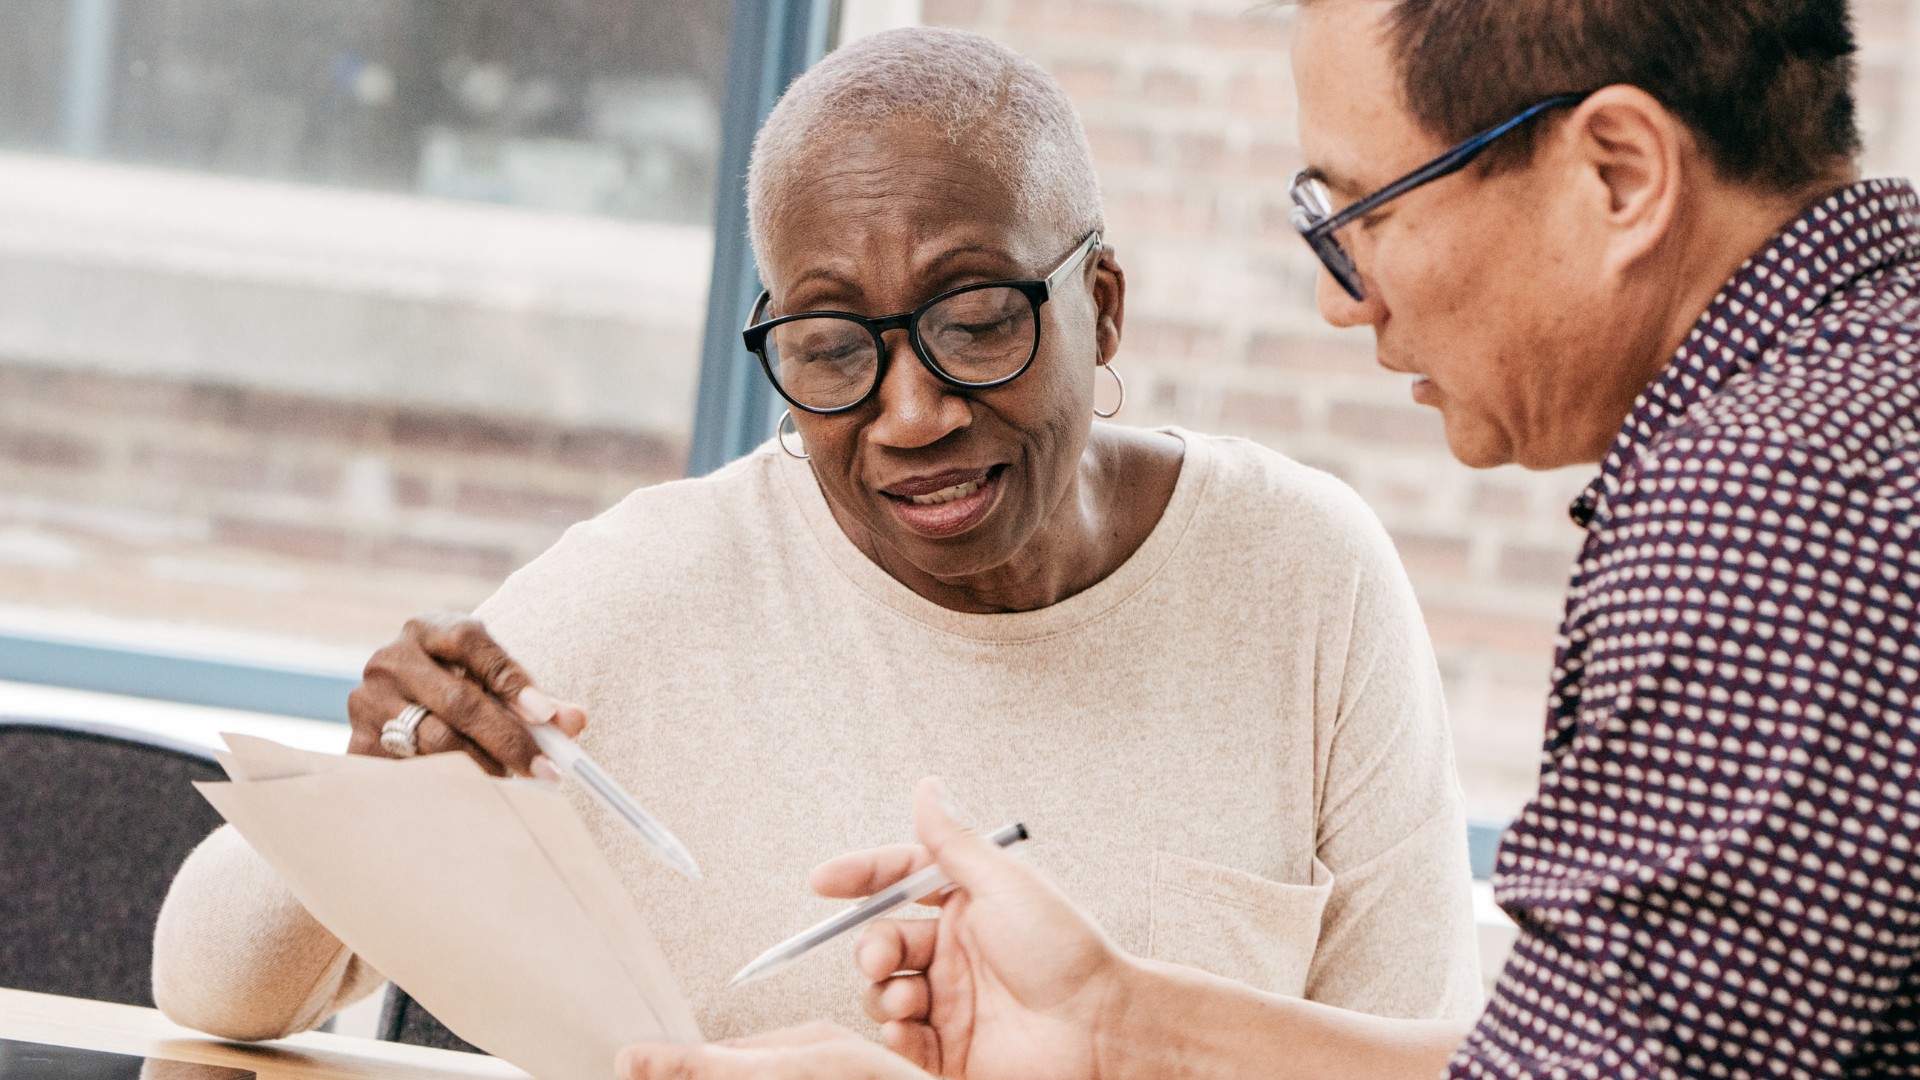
[775,409,810,460]
[1094,363,1126,420]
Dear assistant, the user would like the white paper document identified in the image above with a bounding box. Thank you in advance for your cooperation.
[196,734,702,1080]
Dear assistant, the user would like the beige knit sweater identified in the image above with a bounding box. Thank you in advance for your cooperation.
[153,429,1483,1043]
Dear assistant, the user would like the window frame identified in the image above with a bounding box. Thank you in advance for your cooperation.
[686,0,839,476]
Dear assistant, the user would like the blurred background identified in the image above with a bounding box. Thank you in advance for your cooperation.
[1,0,1916,822]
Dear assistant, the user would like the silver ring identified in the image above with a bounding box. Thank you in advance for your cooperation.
[380,703,430,758]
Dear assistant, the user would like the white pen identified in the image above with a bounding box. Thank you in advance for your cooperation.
[728,822,1029,988]
[526,722,702,880]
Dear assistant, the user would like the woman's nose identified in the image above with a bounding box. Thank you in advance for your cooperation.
[1316,269,1386,329]
[867,330,970,449]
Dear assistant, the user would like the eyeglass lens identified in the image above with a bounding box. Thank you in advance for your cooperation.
[1290,175,1366,302]
[764,286,1038,411]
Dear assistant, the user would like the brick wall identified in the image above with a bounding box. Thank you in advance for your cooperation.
[1,0,1914,818]
[922,0,1920,815]
[0,365,680,647]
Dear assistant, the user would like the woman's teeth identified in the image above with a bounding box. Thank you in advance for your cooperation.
[907,478,984,506]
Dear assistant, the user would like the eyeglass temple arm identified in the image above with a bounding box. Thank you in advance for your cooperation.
[742,290,771,334]
[1044,231,1102,290]
[1305,93,1591,240]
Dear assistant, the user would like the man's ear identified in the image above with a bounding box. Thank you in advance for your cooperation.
[1092,243,1125,364]
[1563,86,1688,275]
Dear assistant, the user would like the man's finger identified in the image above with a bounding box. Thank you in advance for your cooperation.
[617,1043,758,1080]
[913,776,1027,896]
[619,1026,917,1080]
[811,844,930,899]
[857,917,938,980]
[879,1021,940,1075]
[863,974,930,1024]
[727,1021,855,1050]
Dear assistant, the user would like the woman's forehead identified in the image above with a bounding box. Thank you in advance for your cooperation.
[775,123,1020,222]
[761,151,1053,295]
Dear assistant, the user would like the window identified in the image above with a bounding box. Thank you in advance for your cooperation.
[0,1,731,655]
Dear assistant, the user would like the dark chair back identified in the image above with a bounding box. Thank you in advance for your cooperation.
[378,987,482,1053]
[0,714,482,1050]
[0,717,226,1007]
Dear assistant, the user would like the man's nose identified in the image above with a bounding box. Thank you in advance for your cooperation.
[1316,269,1386,329]
[868,330,970,449]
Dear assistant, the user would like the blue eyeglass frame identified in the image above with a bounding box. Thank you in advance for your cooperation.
[1289,91,1595,302]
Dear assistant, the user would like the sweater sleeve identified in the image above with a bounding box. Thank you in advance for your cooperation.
[142,486,659,1041]
[1300,492,1485,1021]
[151,824,387,1040]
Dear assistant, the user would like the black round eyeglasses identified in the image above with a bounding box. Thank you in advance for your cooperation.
[742,231,1101,414]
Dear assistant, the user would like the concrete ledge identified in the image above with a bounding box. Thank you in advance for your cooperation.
[0,152,711,432]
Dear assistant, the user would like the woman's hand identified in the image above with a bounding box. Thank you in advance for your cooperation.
[811,778,1130,1080]
[346,615,587,777]
[618,1024,929,1080]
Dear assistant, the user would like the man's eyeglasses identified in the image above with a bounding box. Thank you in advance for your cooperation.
[742,231,1102,414]
[1289,92,1594,302]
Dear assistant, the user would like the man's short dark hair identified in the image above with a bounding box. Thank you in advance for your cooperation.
[1381,0,1861,192]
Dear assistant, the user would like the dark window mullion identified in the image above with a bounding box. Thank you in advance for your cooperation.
[687,0,837,477]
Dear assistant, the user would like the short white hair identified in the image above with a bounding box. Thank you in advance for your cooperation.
[747,26,1104,268]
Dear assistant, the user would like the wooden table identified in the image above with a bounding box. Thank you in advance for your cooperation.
[0,988,530,1080]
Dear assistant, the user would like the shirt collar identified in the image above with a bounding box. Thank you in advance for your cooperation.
[1569,177,1920,528]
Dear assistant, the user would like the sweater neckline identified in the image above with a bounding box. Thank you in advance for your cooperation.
[776,427,1214,642]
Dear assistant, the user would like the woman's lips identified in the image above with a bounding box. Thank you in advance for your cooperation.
[881,466,1004,538]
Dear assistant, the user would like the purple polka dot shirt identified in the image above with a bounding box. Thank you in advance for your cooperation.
[1453,179,1920,1078]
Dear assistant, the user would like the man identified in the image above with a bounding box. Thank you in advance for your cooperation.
[619,0,1920,1076]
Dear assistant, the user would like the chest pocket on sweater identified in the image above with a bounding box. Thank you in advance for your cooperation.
[1148,852,1332,998]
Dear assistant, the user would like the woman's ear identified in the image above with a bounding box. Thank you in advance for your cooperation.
[1092,243,1125,364]
[1565,86,1686,275]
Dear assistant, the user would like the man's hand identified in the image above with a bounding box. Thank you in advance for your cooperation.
[346,615,587,777]
[618,1023,929,1080]
[811,778,1128,1080]
[622,779,1467,1080]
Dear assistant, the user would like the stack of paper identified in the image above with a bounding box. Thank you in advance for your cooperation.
[198,735,702,1080]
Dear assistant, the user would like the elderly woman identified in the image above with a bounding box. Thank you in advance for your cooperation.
[153,27,1479,1043]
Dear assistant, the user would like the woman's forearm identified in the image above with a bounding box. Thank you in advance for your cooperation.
[1097,958,1469,1080]
[153,825,383,1040]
